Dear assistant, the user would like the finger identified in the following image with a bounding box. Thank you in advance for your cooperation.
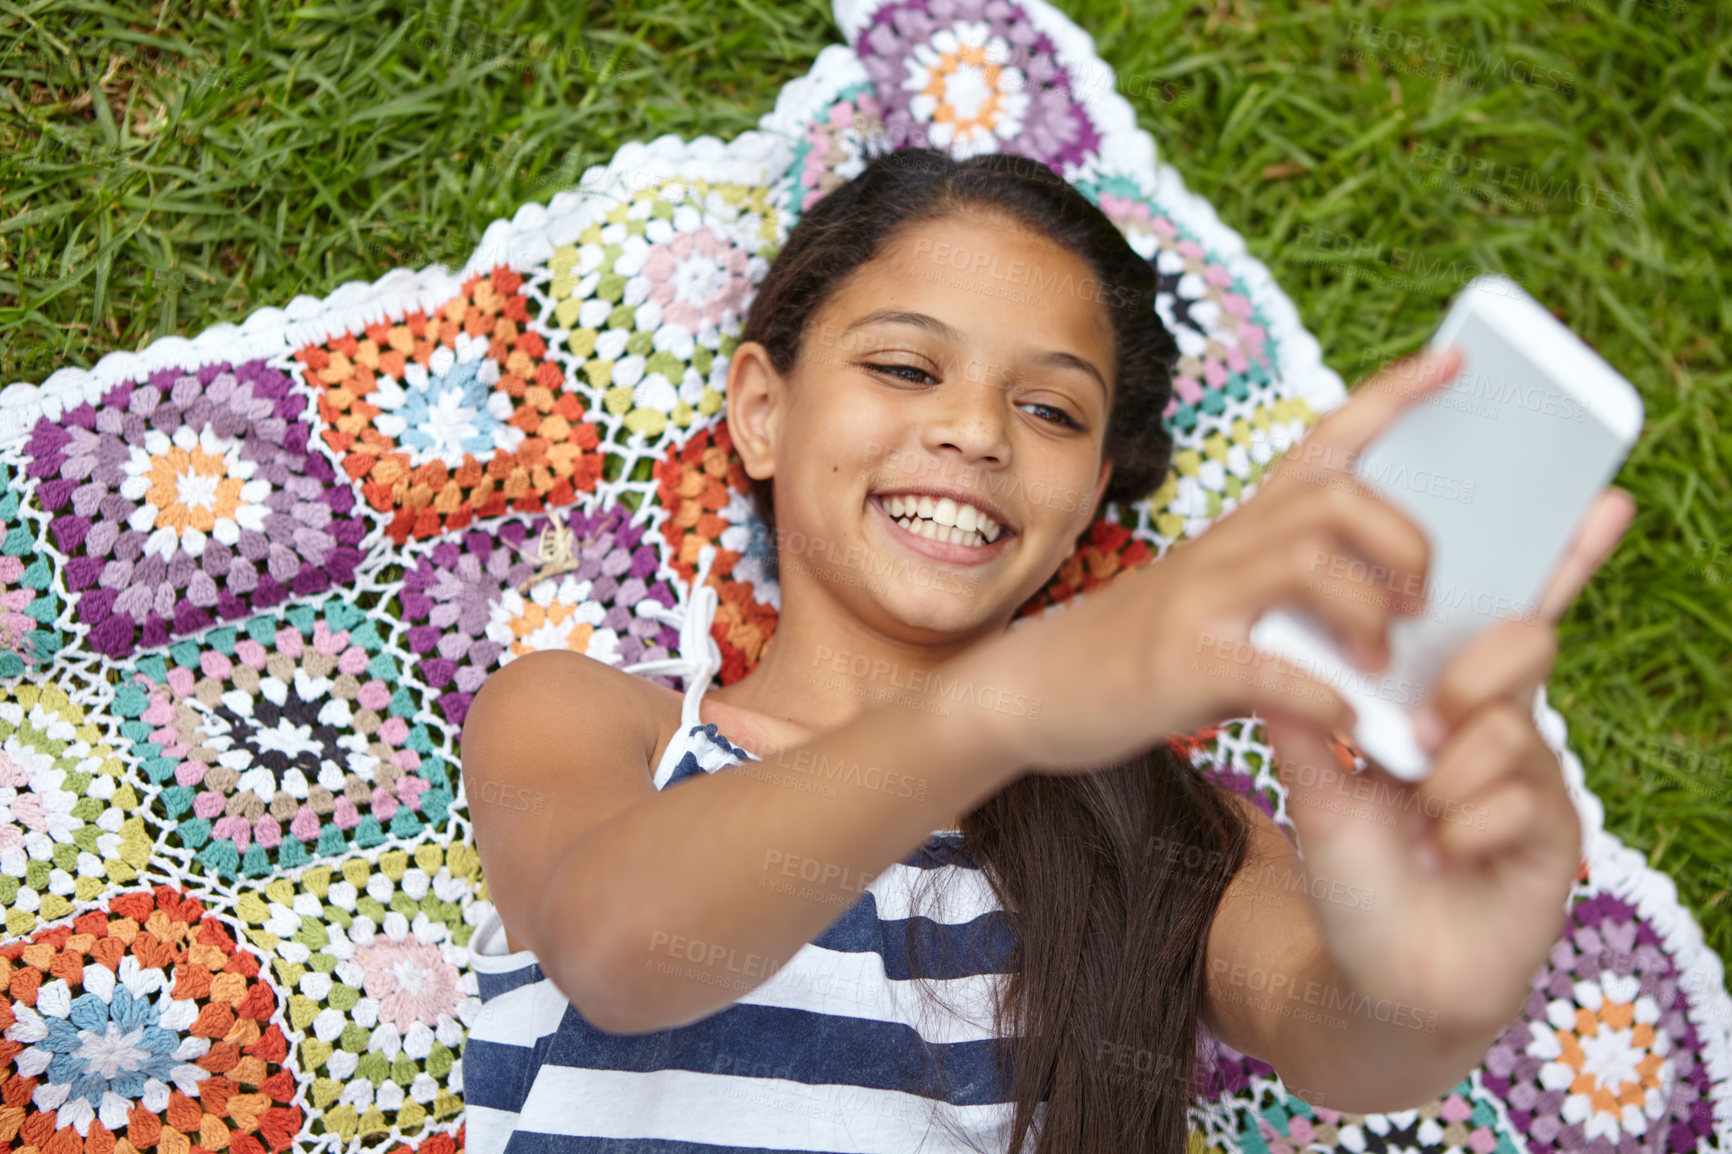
[1231,529,1416,671]
[1535,488,1637,625]
[1287,559,1403,672]
[1292,347,1465,461]
[1421,707,1562,864]
[1413,620,1557,753]
[1198,644,1359,735]
[1238,490,1432,626]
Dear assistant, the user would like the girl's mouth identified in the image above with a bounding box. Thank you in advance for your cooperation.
[867,491,1015,565]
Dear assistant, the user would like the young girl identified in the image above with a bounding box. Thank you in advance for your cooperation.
[460,148,1632,1154]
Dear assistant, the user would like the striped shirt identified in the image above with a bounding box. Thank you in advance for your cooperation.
[466,549,1038,1153]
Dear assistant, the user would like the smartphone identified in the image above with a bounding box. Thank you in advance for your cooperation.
[1247,275,1644,781]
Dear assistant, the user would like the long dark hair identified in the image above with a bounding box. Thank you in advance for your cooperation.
[735,149,1253,1154]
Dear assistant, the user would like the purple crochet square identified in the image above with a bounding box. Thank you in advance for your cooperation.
[24,360,367,659]
[856,0,1101,169]
[399,505,682,728]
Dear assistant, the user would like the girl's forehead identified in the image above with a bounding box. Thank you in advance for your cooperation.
[817,219,1117,364]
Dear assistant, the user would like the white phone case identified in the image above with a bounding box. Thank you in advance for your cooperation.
[1248,275,1643,781]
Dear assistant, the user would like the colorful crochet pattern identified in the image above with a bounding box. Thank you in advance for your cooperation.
[1,0,1726,1151]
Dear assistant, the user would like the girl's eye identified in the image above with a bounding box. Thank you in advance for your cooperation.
[864,362,1082,429]
[863,362,937,384]
[1021,402,1082,430]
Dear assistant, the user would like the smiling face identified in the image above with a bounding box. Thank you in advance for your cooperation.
[727,211,1119,641]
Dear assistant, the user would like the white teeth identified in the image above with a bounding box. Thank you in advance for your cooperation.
[893,513,985,547]
[878,493,1003,545]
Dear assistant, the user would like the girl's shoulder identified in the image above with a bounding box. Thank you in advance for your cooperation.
[641,677,812,772]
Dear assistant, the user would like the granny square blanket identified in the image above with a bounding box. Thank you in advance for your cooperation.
[0,0,1726,1151]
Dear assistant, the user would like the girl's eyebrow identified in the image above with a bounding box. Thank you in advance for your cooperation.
[842,309,957,339]
[840,309,1108,399]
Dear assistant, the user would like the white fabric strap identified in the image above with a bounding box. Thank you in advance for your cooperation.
[619,544,721,730]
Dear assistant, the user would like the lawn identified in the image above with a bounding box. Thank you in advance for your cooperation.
[2,0,1728,965]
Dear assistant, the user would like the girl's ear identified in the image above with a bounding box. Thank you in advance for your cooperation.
[725,341,785,483]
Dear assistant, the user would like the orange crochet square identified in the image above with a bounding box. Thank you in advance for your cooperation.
[299,267,604,543]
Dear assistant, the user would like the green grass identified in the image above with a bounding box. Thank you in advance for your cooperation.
[3,0,1728,966]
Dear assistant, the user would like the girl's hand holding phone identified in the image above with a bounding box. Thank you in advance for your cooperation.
[955,345,1634,1040]
[1261,475,1633,1043]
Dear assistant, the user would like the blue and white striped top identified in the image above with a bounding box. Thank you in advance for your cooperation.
[465,548,1038,1154]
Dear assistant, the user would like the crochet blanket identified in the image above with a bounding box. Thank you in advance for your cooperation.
[0,0,1725,1150]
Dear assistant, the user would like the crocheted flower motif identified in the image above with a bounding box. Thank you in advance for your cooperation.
[652,424,779,686]
[301,266,603,543]
[1485,894,1715,1152]
[789,85,893,213]
[232,846,485,1144]
[23,360,365,660]
[482,508,680,667]
[0,454,66,675]
[110,600,456,880]
[545,179,777,447]
[0,686,156,938]
[1094,188,1278,430]
[1192,1042,1525,1154]
[0,887,301,1152]
[376,336,521,468]
[400,507,681,729]
[856,0,1101,168]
